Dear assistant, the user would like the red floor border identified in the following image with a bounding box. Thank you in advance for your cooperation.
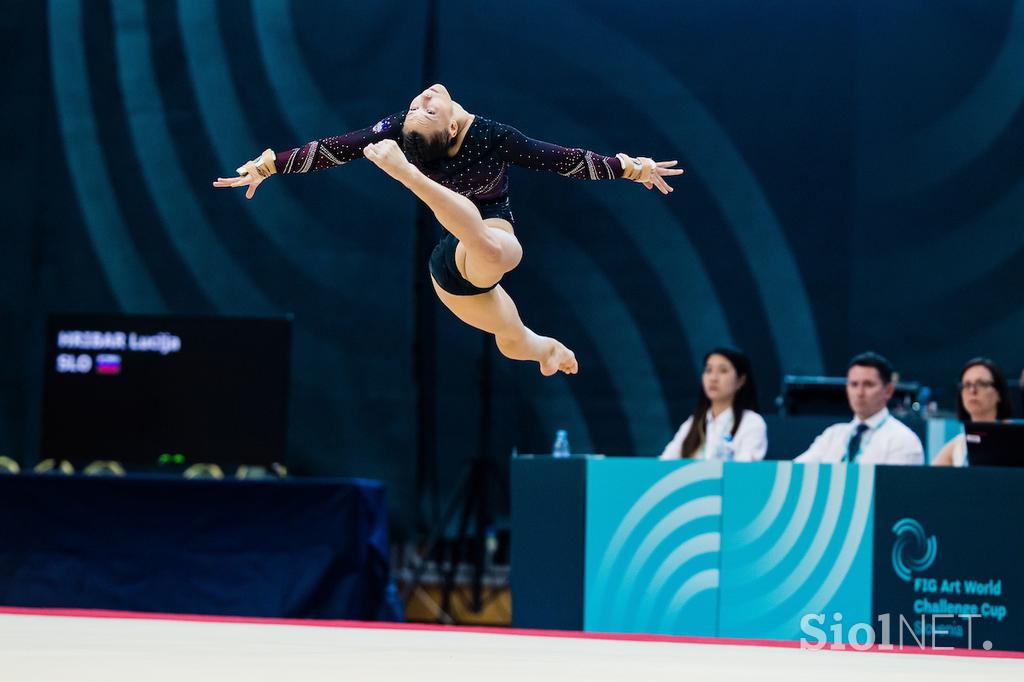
[1,606,1021,660]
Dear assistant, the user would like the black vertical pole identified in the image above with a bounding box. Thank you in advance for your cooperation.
[413,0,441,532]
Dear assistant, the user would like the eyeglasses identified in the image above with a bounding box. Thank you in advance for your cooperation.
[958,380,995,392]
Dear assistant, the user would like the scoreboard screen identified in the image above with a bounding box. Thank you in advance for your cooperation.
[41,314,292,470]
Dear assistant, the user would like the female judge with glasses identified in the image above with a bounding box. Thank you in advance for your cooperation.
[932,358,1015,467]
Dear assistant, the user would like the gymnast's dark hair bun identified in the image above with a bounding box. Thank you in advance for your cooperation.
[401,129,451,168]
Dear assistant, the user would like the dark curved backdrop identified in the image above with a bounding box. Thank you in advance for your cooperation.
[2,0,1022,534]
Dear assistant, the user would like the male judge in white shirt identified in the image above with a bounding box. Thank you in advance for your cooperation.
[795,352,924,465]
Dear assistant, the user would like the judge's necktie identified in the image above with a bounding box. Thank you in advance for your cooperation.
[844,423,870,462]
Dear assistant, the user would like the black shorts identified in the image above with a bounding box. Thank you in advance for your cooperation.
[428,198,515,296]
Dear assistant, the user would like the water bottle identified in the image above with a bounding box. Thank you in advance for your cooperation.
[552,429,571,458]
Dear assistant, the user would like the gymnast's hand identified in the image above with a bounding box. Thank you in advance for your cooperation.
[363,139,416,182]
[616,154,684,195]
[212,148,276,200]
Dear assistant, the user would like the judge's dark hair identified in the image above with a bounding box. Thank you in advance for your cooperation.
[679,347,760,459]
[847,351,894,384]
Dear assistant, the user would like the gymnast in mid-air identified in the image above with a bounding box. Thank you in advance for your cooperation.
[214,84,683,376]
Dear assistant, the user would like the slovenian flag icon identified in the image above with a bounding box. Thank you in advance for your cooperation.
[96,354,122,375]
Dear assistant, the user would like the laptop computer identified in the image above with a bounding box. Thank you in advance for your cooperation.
[964,422,1024,467]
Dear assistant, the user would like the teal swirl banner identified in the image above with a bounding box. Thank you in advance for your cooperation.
[719,462,875,640]
[584,460,723,636]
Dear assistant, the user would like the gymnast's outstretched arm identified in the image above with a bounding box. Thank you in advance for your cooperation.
[212,111,407,199]
[493,123,683,194]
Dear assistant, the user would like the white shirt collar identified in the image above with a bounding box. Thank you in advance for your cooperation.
[705,406,735,426]
[851,407,890,430]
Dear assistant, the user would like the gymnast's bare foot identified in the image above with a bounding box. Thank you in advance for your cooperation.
[540,339,578,376]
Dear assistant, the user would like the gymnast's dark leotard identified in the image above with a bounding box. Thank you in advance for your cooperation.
[275,111,625,296]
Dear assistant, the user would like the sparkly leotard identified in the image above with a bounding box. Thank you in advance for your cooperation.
[276,111,625,295]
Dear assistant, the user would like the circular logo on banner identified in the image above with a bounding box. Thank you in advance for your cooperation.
[891,518,937,582]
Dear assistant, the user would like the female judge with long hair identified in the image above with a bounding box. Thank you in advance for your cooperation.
[659,347,767,461]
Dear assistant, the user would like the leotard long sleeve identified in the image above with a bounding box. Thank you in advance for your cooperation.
[274,112,624,204]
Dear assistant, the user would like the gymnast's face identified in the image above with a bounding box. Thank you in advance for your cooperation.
[404,84,457,141]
